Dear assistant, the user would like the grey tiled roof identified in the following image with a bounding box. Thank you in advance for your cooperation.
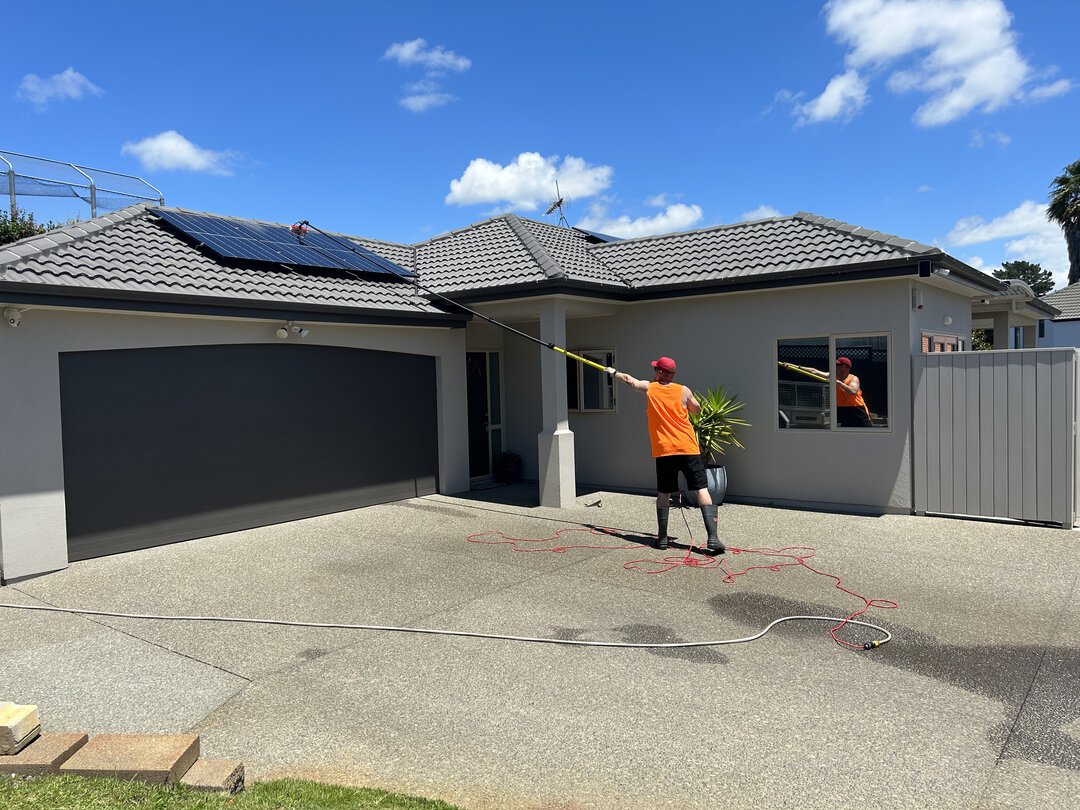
[0,205,443,316]
[516,217,629,286]
[592,213,939,287]
[413,214,629,293]
[414,216,550,292]
[1042,283,1080,319]
[0,205,981,319]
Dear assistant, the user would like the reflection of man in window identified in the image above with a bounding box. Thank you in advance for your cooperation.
[833,356,872,427]
[782,356,872,427]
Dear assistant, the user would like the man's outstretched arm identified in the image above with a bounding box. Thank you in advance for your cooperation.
[606,367,651,392]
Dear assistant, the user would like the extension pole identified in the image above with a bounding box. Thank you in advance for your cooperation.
[298,220,614,374]
[778,361,829,382]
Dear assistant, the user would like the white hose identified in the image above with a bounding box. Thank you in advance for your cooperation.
[0,602,891,649]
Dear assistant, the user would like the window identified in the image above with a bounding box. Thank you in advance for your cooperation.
[836,336,889,429]
[777,335,889,430]
[777,337,830,429]
[566,349,616,412]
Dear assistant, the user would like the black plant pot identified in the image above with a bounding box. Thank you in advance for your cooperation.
[680,464,728,507]
[496,457,523,484]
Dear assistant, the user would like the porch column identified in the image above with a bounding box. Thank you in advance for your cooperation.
[991,312,1011,349]
[1021,324,1036,348]
[537,300,576,507]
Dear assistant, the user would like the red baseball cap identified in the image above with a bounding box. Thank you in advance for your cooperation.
[651,356,677,372]
[836,356,852,367]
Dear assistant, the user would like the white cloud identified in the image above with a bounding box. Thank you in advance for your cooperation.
[16,67,103,111]
[738,204,782,222]
[445,152,613,210]
[400,92,456,112]
[577,203,703,240]
[796,69,869,124]
[800,0,1071,126]
[947,200,1070,286]
[917,184,933,193]
[384,39,471,72]
[1029,78,1072,100]
[121,131,235,176]
[970,129,1011,147]
[645,193,668,207]
[384,38,470,112]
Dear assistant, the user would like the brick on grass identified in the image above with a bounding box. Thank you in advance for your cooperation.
[59,733,199,785]
[180,758,245,793]
[1,732,88,776]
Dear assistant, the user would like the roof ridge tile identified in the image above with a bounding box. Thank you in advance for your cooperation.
[504,214,566,280]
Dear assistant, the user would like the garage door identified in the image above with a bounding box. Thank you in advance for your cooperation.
[59,343,438,561]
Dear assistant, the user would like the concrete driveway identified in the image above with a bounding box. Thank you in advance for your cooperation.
[2,486,1078,809]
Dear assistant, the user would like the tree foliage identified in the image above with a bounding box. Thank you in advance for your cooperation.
[971,329,994,351]
[994,259,1054,297]
[1047,158,1080,285]
[0,208,47,247]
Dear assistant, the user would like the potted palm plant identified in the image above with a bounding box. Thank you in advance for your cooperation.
[683,386,750,506]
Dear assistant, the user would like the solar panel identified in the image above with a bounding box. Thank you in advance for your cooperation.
[572,227,622,243]
[152,209,415,278]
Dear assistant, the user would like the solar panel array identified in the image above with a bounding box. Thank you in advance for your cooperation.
[152,209,415,278]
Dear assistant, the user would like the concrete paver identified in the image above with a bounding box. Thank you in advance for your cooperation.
[0,732,88,775]
[180,757,244,793]
[2,485,1077,808]
[59,733,199,784]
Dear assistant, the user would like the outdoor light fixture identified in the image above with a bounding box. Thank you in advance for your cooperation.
[275,322,310,340]
[3,307,23,327]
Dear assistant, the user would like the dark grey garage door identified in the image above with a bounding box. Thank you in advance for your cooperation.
[59,343,438,561]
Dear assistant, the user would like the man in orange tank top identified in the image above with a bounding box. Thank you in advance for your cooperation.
[784,356,872,428]
[605,356,724,553]
[833,356,872,428]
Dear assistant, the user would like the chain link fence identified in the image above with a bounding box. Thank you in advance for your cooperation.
[2,150,164,228]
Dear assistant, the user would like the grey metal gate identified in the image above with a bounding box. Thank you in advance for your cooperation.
[912,349,1078,527]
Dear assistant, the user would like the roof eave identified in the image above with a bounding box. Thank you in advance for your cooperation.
[0,282,469,328]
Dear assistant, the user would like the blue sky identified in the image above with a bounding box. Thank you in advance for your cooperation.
[6,0,1078,285]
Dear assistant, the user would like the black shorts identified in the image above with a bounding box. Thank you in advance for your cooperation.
[837,407,872,428]
[655,454,707,494]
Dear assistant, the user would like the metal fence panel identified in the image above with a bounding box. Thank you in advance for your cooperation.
[911,349,1077,527]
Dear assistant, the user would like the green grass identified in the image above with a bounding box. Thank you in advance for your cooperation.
[0,775,462,810]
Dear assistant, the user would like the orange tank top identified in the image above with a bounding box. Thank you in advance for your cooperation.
[836,374,869,413]
[646,382,701,458]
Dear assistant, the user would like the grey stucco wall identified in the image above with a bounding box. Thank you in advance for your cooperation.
[470,278,982,515]
[0,307,468,581]
[561,279,932,513]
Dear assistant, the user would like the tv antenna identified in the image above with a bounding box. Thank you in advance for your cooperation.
[544,180,569,228]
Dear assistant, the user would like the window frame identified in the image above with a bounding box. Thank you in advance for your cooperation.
[566,348,617,413]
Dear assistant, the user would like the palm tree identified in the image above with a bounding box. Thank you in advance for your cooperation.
[1047,158,1080,285]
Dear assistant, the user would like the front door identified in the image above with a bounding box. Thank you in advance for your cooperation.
[466,351,502,478]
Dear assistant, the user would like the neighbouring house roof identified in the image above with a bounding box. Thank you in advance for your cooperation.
[1042,283,1080,319]
[975,279,1060,318]
[0,203,1018,320]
